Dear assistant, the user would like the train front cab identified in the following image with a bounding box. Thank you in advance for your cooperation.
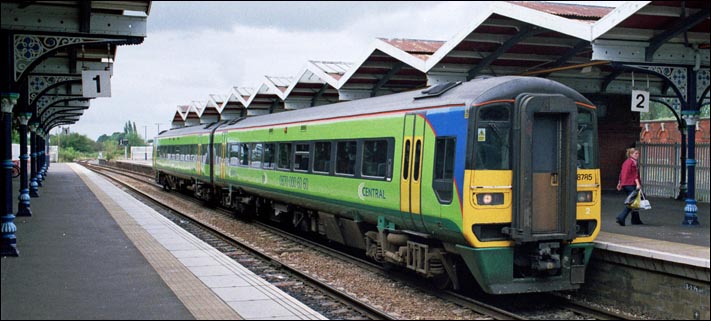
[458,94,600,294]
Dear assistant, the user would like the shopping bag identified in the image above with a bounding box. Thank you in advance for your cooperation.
[626,190,642,210]
[639,191,652,210]
[624,189,639,206]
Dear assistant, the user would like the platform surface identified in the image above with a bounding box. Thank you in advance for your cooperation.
[2,163,325,320]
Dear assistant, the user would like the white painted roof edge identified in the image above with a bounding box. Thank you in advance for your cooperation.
[426,1,593,70]
[591,1,652,40]
[338,38,427,88]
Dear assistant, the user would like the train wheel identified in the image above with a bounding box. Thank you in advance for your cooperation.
[431,272,452,290]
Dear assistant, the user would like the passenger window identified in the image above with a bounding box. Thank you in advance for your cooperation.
[228,144,240,166]
[313,141,331,173]
[577,109,597,169]
[362,140,388,178]
[202,145,210,164]
[278,143,292,170]
[433,138,455,203]
[336,141,357,175]
[240,144,250,166]
[294,143,310,172]
[250,143,263,168]
[263,143,275,169]
[475,105,511,170]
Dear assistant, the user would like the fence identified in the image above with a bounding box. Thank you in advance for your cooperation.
[129,146,153,160]
[12,144,58,162]
[638,143,710,203]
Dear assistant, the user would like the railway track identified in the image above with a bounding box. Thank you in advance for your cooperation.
[81,161,632,320]
[82,161,393,320]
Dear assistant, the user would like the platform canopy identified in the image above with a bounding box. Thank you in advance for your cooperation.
[175,1,708,128]
[333,1,709,107]
[245,76,292,115]
[219,87,251,121]
[2,0,151,134]
[282,61,352,109]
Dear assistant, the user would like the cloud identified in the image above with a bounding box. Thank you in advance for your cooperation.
[73,1,616,140]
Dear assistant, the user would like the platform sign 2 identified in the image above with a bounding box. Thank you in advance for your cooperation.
[631,89,649,113]
[82,70,111,98]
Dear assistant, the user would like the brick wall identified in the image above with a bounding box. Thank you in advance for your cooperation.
[596,95,641,191]
[640,118,711,144]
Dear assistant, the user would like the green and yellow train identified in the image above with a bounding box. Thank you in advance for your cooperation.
[154,76,601,294]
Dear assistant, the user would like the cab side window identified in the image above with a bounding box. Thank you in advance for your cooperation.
[433,137,455,203]
[475,105,511,170]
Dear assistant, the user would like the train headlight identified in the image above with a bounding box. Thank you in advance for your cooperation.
[576,191,593,203]
[475,193,504,205]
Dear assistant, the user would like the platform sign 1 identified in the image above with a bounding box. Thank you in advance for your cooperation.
[82,70,111,98]
[631,89,649,113]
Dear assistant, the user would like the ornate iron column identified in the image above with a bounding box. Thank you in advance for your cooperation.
[37,133,45,183]
[29,122,39,197]
[16,112,32,216]
[682,111,700,226]
[1,92,20,256]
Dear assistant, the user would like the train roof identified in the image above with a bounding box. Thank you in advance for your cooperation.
[157,76,592,138]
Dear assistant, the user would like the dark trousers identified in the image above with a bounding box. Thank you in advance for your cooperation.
[617,185,643,224]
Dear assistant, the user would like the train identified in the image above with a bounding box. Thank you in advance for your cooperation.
[153,76,601,294]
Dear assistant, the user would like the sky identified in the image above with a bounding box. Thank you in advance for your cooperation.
[68,1,621,141]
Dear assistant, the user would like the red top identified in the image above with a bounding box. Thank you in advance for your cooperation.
[619,157,640,186]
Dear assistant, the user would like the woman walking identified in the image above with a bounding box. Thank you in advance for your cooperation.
[616,147,644,226]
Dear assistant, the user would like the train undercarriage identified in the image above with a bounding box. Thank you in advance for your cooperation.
[157,172,590,293]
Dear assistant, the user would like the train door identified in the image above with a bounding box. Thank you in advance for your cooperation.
[220,141,227,181]
[400,114,428,232]
[512,94,577,242]
[196,144,202,176]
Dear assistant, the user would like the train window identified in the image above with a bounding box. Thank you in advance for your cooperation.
[313,141,332,173]
[228,143,240,166]
[475,105,511,170]
[402,140,411,180]
[433,137,455,203]
[263,143,275,169]
[362,140,388,178]
[250,143,263,168]
[577,109,597,169]
[294,143,311,172]
[336,141,357,175]
[413,140,422,181]
[202,145,210,164]
[239,144,250,166]
[479,107,509,121]
[278,143,292,170]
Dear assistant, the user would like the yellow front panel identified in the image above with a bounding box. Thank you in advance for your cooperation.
[573,168,601,243]
[462,170,514,248]
[461,169,602,248]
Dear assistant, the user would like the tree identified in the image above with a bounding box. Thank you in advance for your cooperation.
[641,100,676,121]
[102,139,120,160]
[51,132,97,153]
